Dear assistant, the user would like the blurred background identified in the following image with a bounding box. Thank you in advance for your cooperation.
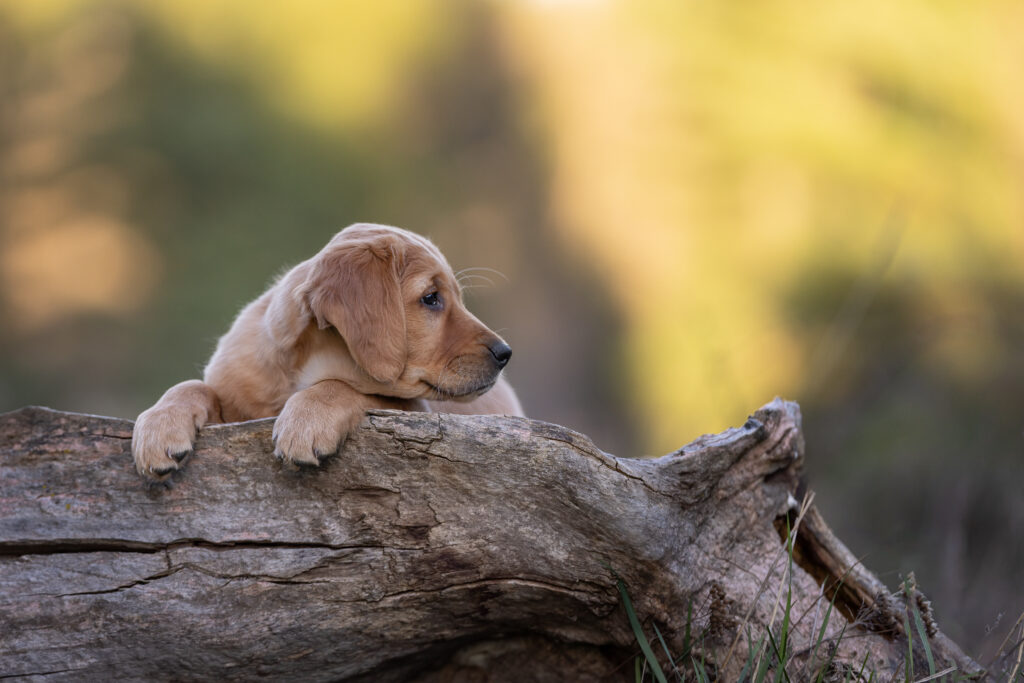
[1,0,1022,660]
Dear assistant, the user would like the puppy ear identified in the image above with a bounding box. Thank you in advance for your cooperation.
[304,237,407,384]
[264,265,313,349]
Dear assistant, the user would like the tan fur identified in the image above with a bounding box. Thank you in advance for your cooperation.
[132,223,523,480]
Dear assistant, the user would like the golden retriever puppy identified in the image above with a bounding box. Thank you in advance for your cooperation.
[132,223,522,481]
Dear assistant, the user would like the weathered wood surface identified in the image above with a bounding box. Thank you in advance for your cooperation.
[0,401,981,681]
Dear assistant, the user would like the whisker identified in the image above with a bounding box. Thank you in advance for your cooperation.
[458,273,497,284]
[457,274,497,290]
[456,266,509,283]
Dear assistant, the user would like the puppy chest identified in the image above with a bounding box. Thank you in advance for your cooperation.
[296,350,359,391]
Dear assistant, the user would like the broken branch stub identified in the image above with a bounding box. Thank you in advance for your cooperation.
[0,400,981,680]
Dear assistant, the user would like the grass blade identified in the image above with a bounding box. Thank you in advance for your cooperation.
[913,666,958,682]
[692,654,710,683]
[755,639,773,683]
[855,649,870,682]
[813,621,846,683]
[904,611,916,682]
[652,621,681,678]
[766,627,792,683]
[738,627,765,683]
[810,599,835,682]
[910,593,936,677]
[811,580,848,683]
[615,576,668,683]
[683,600,693,660]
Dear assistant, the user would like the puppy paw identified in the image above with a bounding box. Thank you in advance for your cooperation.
[132,406,199,481]
[272,393,363,467]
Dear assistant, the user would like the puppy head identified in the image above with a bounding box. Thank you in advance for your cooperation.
[304,223,511,399]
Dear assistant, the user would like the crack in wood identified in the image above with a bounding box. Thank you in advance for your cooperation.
[0,667,86,679]
[0,538,431,557]
[372,576,612,607]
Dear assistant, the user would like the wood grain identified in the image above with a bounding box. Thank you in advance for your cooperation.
[0,401,981,681]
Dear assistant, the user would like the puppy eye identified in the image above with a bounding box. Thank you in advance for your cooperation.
[420,291,443,309]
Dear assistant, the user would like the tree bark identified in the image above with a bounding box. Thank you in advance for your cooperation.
[0,400,982,681]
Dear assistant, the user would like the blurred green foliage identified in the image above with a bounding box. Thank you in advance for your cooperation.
[1,0,1021,658]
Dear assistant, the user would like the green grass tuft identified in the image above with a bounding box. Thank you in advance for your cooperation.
[610,497,1023,682]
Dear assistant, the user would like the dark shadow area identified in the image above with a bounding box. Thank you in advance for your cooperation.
[789,265,1024,658]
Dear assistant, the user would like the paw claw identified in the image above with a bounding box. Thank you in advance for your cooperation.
[144,479,172,490]
[168,449,191,463]
[291,450,322,467]
[273,419,346,467]
[270,387,364,468]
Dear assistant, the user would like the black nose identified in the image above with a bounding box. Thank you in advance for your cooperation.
[488,340,512,368]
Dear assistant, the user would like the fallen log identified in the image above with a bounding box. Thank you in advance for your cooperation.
[0,400,982,681]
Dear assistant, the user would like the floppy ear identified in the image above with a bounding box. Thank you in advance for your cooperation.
[304,237,407,384]
[264,264,313,349]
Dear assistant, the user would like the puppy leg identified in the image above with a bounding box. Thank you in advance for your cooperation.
[132,380,222,481]
[273,379,423,466]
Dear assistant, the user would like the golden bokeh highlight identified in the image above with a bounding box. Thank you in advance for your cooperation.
[502,0,1024,449]
[1,216,161,331]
